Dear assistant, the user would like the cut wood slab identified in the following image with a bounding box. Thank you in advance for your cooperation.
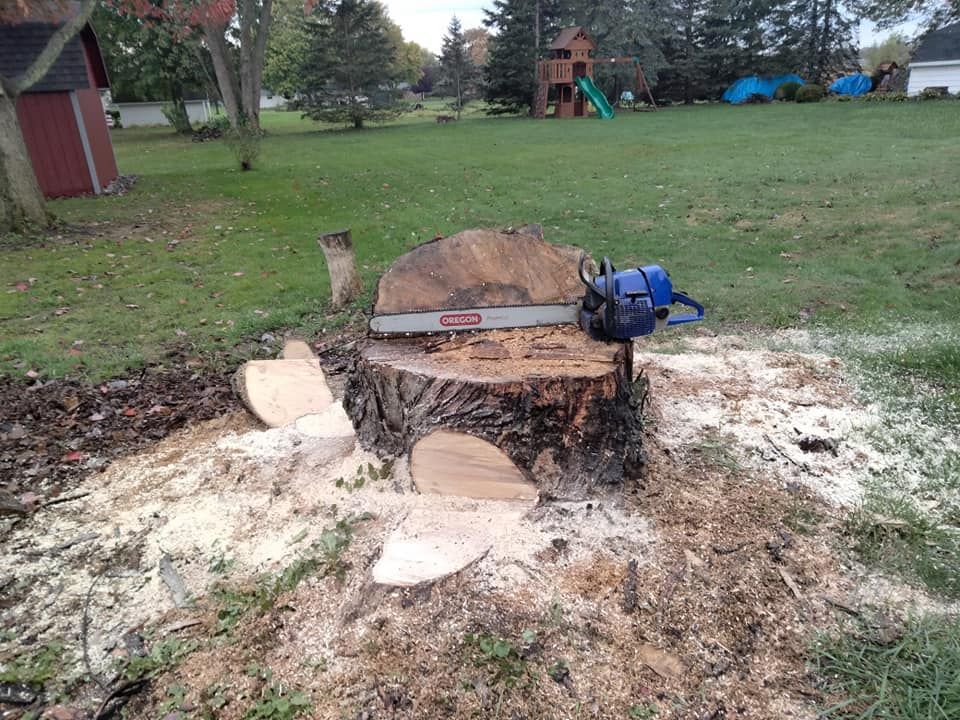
[372,514,494,587]
[281,339,315,360]
[234,359,333,428]
[372,228,583,314]
[411,429,537,500]
[294,403,354,439]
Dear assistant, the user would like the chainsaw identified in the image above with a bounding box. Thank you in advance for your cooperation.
[369,255,704,341]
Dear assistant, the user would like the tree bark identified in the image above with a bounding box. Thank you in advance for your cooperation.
[204,24,241,127]
[0,90,48,232]
[318,229,363,308]
[346,328,643,500]
[248,0,274,130]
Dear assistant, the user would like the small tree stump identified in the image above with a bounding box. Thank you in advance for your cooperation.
[318,228,362,308]
[345,228,643,500]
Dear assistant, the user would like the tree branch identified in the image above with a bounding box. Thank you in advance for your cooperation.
[10,0,98,97]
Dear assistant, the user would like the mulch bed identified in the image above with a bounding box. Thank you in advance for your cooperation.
[0,367,239,502]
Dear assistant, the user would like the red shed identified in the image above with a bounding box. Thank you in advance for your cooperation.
[0,18,118,198]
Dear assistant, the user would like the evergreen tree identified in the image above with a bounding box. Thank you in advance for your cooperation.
[483,0,573,114]
[438,17,478,118]
[775,0,859,83]
[854,0,959,33]
[298,0,405,129]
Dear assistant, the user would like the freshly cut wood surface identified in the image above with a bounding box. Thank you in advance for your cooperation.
[281,338,315,360]
[234,359,333,428]
[373,228,584,314]
[372,514,493,587]
[411,429,537,500]
[361,326,624,384]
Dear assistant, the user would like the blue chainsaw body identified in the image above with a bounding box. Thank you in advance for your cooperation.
[578,258,704,341]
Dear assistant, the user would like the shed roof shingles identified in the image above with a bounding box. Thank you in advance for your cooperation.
[913,22,960,64]
[0,22,89,92]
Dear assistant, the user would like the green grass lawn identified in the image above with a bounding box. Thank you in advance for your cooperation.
[3,100,960,719]
[3,101,959,379]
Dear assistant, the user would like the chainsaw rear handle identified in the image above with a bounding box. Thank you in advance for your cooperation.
[667,291,704,325]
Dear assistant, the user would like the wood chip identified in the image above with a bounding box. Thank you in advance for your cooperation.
[637,644,685,678]
[778,567,804,600]
[159,554,191,608]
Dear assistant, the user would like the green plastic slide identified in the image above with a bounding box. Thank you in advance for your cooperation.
[574,76,614,119]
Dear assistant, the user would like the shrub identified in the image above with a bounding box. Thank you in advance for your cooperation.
[862,91,909,102]
[225,124,262,171]
[107,109,122,129]
[920,87,950,101]
[775,81,802,101]
[161,100,192,134]
[209,114,232,132]
[795,84,825,103]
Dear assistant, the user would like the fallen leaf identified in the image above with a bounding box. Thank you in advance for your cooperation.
[178,298,188,305]
[232,271,245,277]
[637,645,685,678]
[61,451,85,463]
[122,407,138,417]
[68,348,83,357]
[125,304,139,309]
[174,328,188,337]
[54,307,70,316]
[15,281,29,292]
[25,369,39,379]
[148,404,171,416]
[89,413,105,422]
[62,395,80,412]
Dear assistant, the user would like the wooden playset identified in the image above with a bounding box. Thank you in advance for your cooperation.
[534,26,657,119]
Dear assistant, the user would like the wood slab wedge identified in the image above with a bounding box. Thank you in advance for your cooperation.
[411,429,538,501]
[234,359,333,428]
[372,517,493,587]
[281,339,315,360]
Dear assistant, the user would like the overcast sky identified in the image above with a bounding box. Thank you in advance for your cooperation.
[383,1,488,53]
[381,1,921,55]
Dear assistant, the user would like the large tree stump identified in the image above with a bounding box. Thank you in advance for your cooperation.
[344,228,643,500]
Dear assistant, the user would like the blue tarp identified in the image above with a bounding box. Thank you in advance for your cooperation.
[721,74,805,104]
[829,74,872,96]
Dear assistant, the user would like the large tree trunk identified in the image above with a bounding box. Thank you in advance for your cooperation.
[343,228,645,500]
[204,24,241,127]
[0,89,47,233]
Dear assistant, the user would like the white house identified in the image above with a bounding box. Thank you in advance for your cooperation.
[908,22,960,95]
[116,99,213,127]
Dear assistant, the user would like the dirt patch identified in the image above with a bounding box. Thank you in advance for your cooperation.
[0,367,238,498]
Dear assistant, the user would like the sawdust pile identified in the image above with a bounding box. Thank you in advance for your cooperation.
[1,334,927,719]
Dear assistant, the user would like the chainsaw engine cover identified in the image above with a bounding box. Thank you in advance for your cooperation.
[588,265,675,341]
